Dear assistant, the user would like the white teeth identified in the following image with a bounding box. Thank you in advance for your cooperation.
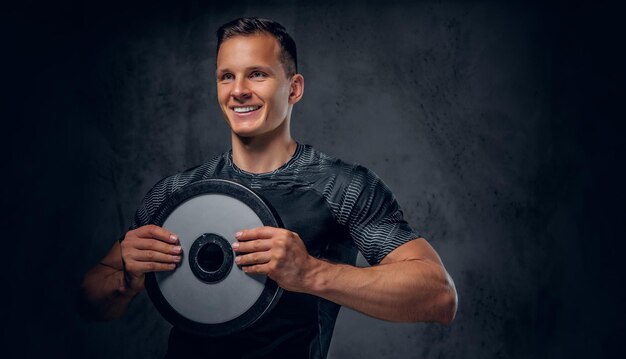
[233,106,260,113]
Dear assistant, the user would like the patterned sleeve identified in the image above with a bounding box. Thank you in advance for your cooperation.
[129,176,171,230]
[339,165,420,265]
[127,159,221,231]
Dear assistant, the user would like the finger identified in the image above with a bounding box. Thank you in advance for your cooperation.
[138,224,179,244]
[133,238,182,255]
[241,263,269,275]
[235,251,271,266]
[232,239,273,253]
[125,260,177,274]
[132,250,182,264]
[235,226,280,241]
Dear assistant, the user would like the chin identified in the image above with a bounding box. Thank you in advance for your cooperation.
[223,117,259,136]
[230,125,263,138]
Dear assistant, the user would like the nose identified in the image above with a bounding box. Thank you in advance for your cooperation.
[231,78,251,101]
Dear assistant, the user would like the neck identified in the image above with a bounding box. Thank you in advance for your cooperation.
[231,121,297,174]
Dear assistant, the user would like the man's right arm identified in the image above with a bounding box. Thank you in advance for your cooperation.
[80,225,182,321]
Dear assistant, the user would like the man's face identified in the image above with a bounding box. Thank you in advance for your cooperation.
[216,34,302,139]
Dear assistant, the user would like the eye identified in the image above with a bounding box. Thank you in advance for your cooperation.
[219,73,234,82]
[250,71,267,79]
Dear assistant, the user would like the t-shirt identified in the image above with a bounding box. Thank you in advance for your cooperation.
[130,143,419,359]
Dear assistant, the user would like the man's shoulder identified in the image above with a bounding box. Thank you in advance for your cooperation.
[143,152,230,203]
[297,144,384,197]
[130,151,230,229]
[298,144,372,176]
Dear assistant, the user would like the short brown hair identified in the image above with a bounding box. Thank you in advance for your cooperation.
[216,17,298,78]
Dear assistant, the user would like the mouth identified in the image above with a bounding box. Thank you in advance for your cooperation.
[231,105,262,114]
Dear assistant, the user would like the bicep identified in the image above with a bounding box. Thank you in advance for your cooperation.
[379,238,443,266]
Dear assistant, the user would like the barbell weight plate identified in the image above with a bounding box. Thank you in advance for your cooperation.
[145,179,283,336]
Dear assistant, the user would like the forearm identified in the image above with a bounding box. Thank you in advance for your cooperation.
[79,226,181,320]
[79,263,138,321]
[304,258,457,323]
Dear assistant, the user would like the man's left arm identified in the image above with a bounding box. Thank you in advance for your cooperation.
[233,228,457,323]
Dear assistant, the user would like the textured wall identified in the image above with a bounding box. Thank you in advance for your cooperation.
[4,1,624,358]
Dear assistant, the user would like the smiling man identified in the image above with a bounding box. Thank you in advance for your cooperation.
[81,17,457,359]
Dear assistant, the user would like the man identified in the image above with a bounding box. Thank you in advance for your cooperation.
[81,17,457,358]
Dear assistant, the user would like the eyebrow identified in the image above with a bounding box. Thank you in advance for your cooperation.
[216,65,275,76]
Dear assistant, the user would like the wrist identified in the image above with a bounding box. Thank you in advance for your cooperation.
[117,270,141,299]
[303,257,333,295]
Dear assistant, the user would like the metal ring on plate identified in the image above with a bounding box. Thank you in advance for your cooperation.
[145,178,283,336]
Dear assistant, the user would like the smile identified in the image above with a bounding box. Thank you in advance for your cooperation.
[232,106,261,113]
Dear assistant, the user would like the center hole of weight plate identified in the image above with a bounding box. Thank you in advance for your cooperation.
[189,233,234,284]
[197,243,224,272]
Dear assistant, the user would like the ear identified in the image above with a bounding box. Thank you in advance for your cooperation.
[288,74,304,105]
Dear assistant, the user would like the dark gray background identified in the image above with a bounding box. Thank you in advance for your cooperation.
[3,1,625,358]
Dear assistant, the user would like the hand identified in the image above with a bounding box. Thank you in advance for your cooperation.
[119,224,182,295]
[232,226,319,293]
